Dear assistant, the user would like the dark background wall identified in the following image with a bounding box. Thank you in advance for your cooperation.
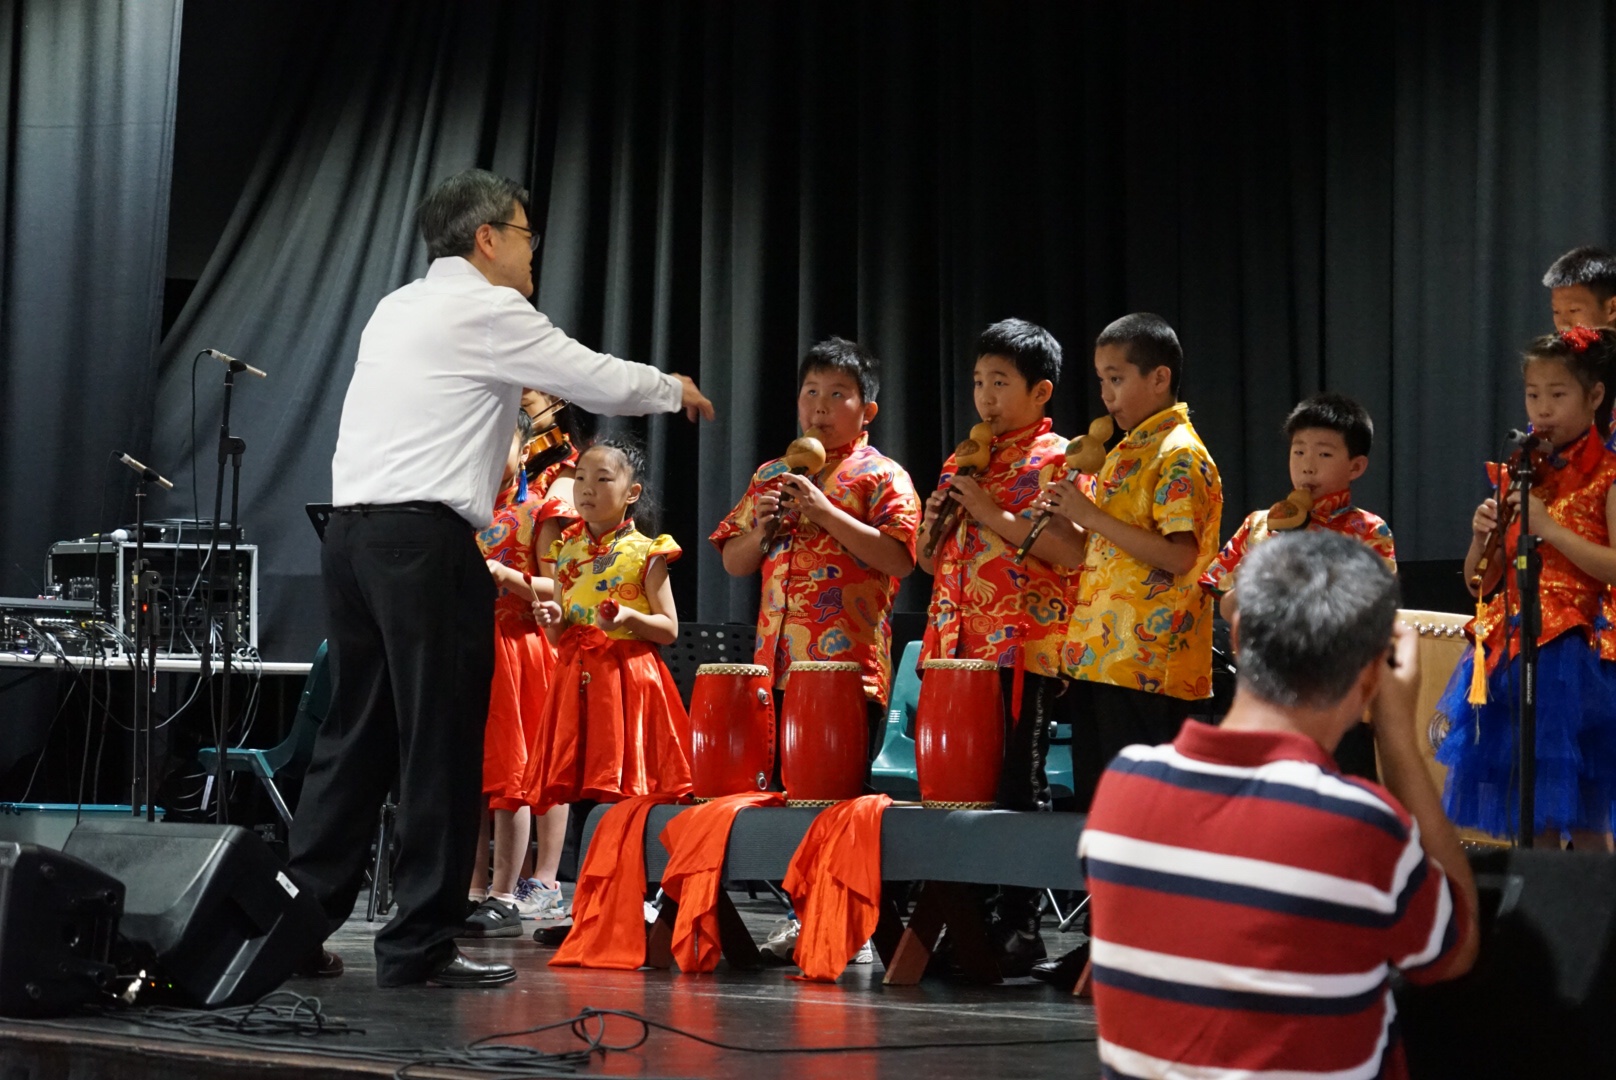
[14,0,1616,670]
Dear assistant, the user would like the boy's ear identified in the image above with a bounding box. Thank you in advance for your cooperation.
[1348,455,1369,482]
[1032,379,1054,407]
[1150,364,1173,396]
[1603,295,1616,326]
[862,401,879,426]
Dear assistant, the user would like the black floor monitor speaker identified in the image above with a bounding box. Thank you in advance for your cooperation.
[62,820,326,1008]
[0,842,123,1017]
[1398,847,1616,1078]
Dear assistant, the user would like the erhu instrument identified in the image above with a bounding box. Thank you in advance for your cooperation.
[757,430,828,552]
[1470,435,1548,591]
[1013,414,1113,562]
[923,422,996,559]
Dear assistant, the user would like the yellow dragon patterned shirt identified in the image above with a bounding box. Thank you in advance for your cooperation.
[1064,403,1222,700]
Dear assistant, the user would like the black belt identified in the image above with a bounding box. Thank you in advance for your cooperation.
[332,501,464,522]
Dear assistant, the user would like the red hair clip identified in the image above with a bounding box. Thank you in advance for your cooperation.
[1561,325,1602,352]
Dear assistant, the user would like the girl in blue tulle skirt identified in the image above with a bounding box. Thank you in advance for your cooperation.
[1436,327,1616,846]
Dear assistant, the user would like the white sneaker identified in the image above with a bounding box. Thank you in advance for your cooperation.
[851,938,874,965]
[761,917,800,961]
[512,877,563,919]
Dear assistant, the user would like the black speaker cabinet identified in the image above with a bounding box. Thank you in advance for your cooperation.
[63,820,325,1008]
[1398,847,1616,1078]
[0,842,123,1017]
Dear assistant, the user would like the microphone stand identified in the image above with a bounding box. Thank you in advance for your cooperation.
[1513,447,1541,849]
[202,361,250,825]
[130,474,158,821]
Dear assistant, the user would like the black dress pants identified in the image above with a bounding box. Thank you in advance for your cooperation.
[287,505,495,985]
[992,669,1057,933]
[1068,680,1193,807]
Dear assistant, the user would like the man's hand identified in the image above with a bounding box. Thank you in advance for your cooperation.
[1369,622,1420,744]
[675,374,716,422]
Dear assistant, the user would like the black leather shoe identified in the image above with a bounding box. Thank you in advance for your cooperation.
[426,950,517,988]
[1029,943,1090,992]
[292,948,343,979]
[996,927,1048,978]
[532,922,570,947]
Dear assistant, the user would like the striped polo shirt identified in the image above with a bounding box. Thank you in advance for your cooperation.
[1079,721,1467,1080]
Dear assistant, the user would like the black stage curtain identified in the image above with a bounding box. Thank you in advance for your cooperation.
[150,0,1616,661]
[0,0,182,772]
[0,0,181,595]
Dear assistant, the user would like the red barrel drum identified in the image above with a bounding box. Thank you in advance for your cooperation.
[780,660,868,806]
[915,658,1004,809]
[688,663,775,800]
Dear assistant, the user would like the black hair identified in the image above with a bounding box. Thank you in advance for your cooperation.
[798,336,880,403]
[1284,392,1374,459]
[1235,532,1400,709]
[977,318,1062,387]
[578,435,659,533]
[1522,327,1616,439]
[415,169,529,261]
[1542,246,1616,305]
[1095,313,1183,397]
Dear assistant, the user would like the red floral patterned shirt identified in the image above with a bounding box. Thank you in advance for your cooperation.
[477,480,577,626]
[1200,487,1396,597]
[710,433,921,705]
[920,418,1079,677]
[1473,427,1616,668]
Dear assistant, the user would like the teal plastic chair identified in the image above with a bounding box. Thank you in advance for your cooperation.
[870,640,922,799]
[199,640,331,829]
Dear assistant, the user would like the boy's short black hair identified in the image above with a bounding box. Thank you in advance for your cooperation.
[1542,246,1616,304]
[1284,392,1374,459]
[1095,313,1182,397]
[799,336,880,403]
[976,318,1062,387]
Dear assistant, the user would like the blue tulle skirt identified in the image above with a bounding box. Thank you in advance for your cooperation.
[1434,633,1616,838]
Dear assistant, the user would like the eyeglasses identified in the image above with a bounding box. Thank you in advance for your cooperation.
[490,220,540,252]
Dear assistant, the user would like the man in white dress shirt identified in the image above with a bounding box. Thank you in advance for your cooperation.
[288,169,713,988]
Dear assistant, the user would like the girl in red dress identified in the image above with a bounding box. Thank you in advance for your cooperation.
[463,407,576,937]
[532,438,692,809]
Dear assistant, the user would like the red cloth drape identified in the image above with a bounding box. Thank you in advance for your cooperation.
[658,792,787,973]
[549,793,682,970]
[782,794,891,982]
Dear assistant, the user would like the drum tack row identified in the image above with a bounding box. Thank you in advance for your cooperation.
[687,659,1005,808]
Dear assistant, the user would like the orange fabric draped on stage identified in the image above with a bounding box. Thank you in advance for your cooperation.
[658,791,787,973]
[549,793,683,970]
[782,794,891,982]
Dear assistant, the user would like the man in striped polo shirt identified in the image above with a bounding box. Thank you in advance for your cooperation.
[1080,531,1478,1079]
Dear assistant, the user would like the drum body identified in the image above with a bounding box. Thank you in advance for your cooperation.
[915,659,1004,809]
[688,663,775,800]
[780,661,868,805]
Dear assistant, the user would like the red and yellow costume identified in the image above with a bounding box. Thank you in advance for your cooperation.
[530,520,693,809]
[1436,426,1616,836]
[475,478,575,810]
[920,417,1078,679]
[710,433,920,705]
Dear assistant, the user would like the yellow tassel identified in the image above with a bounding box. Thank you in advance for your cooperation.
[1467,599,1488,707]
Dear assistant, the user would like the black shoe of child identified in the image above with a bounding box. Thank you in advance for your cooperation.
[461,897,523,939]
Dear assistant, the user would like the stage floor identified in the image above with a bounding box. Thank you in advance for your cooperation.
[0,893,1100,1079]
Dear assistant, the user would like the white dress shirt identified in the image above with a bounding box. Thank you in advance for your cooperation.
[331,257,683,527]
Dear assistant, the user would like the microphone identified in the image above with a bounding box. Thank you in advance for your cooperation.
[206,348,268,379]
[118,453,175,490]
[1505,428,1544,449]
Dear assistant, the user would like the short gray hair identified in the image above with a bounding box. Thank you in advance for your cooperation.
[415,169,529,261]
[1234,531,1400,709]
